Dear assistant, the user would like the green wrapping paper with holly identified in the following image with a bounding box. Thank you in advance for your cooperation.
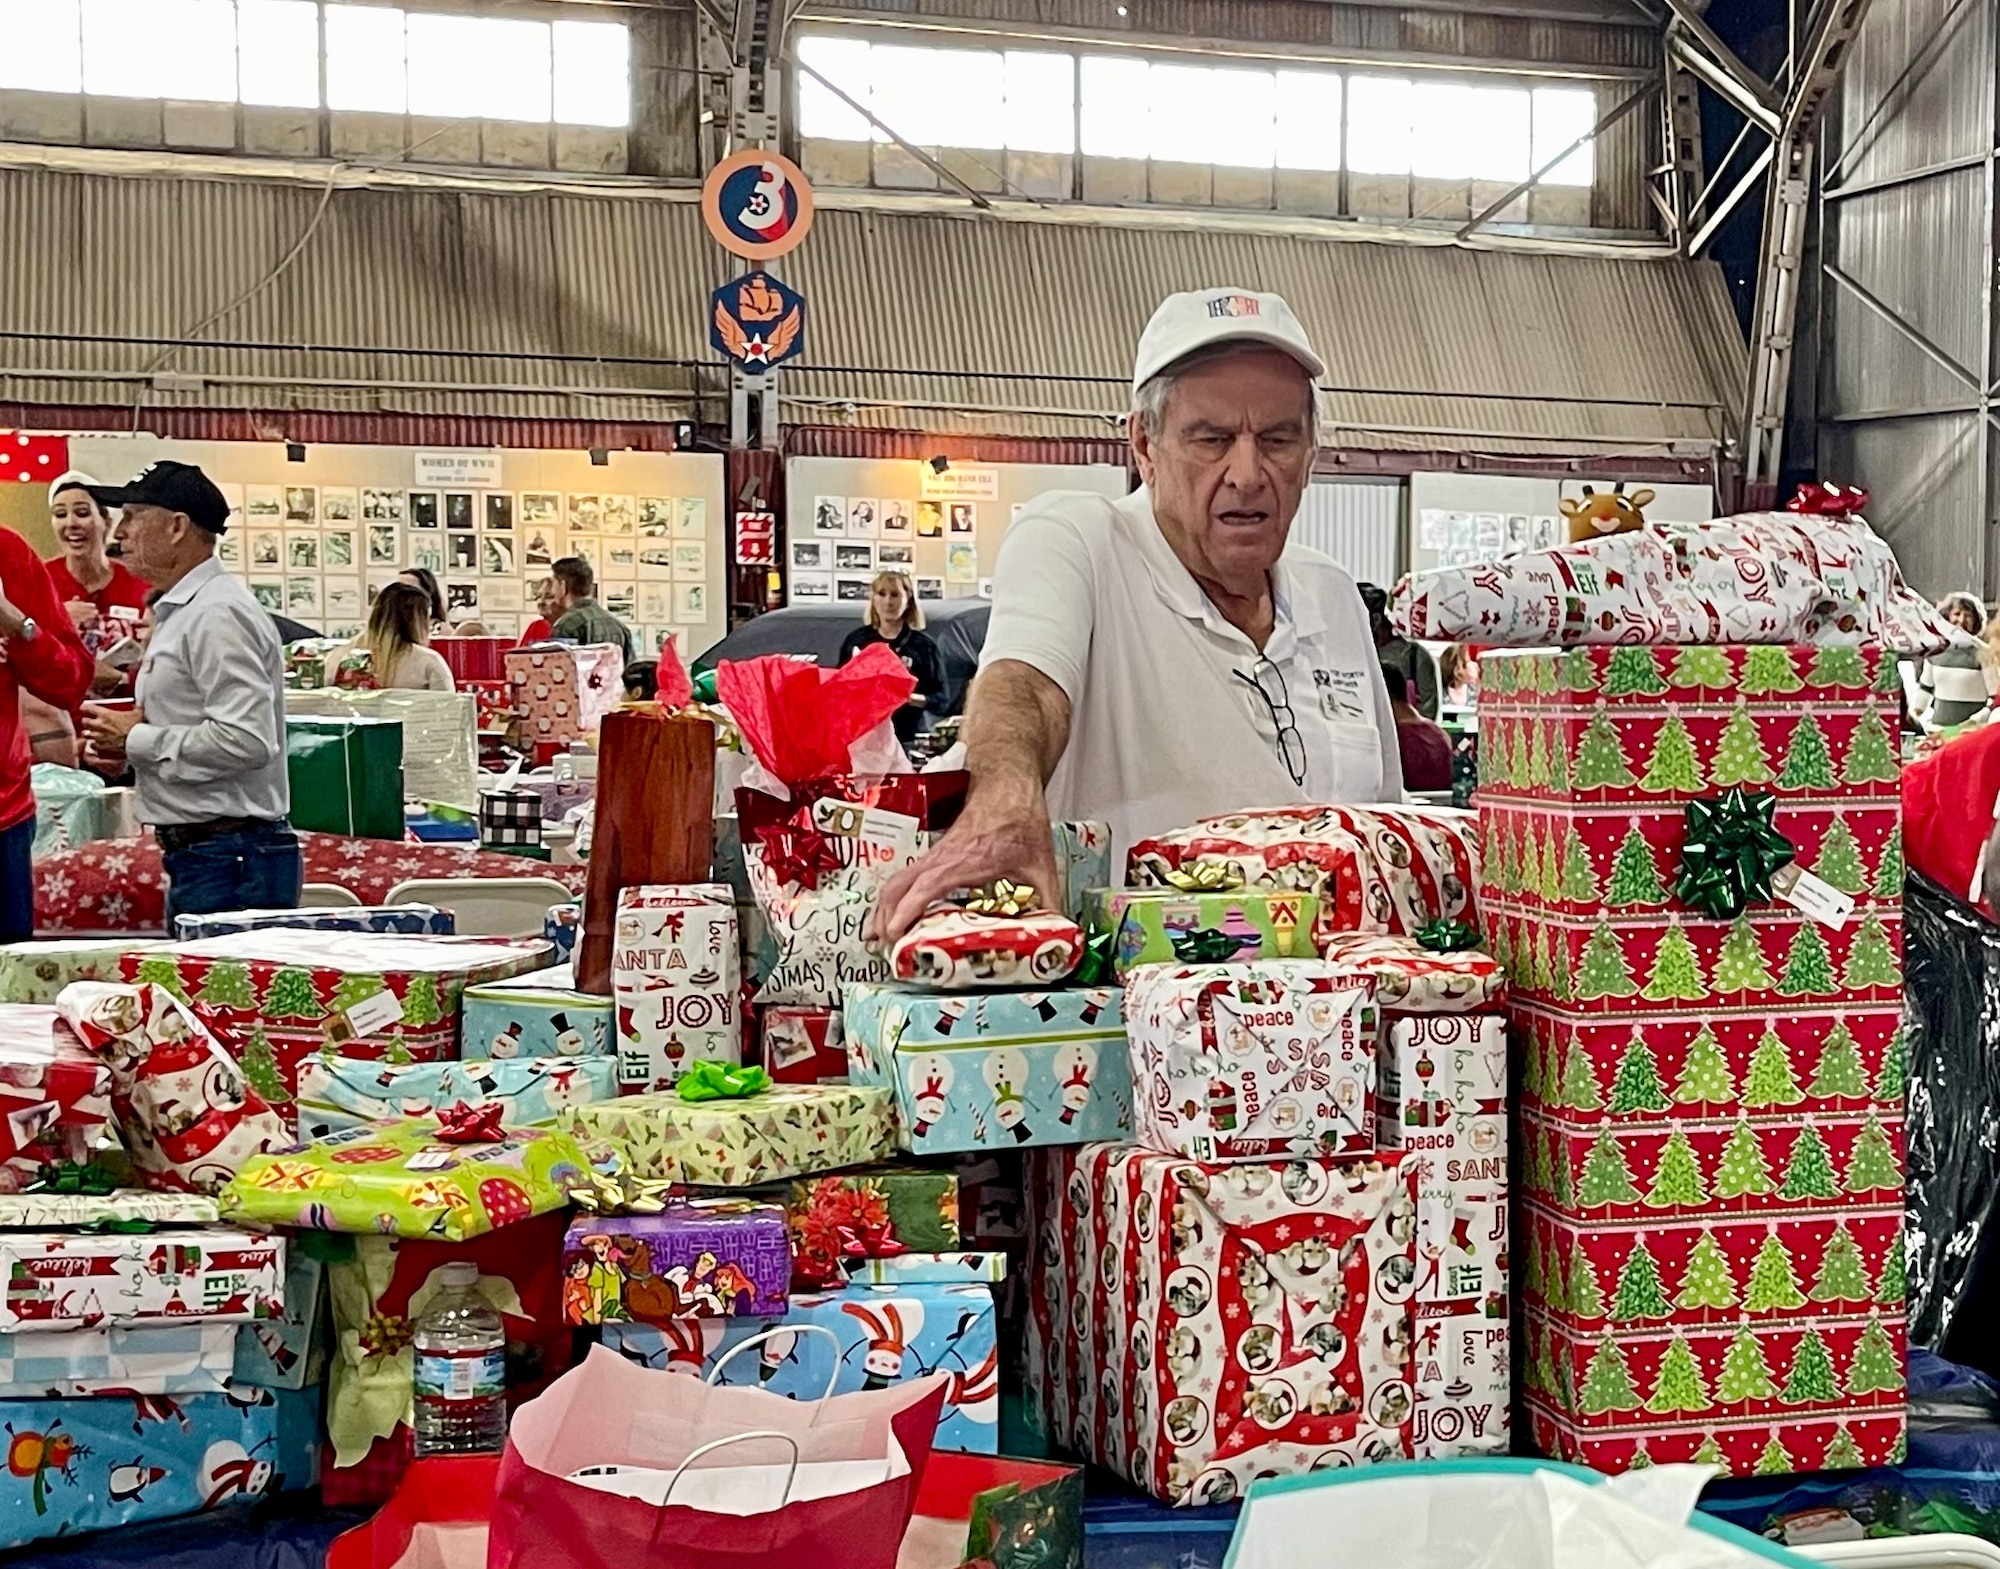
[218,1118,596,1241]
[744,1164,962,1290]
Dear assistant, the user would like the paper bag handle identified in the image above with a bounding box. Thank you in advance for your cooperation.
[657,1429,802,1507]
[706,1324,843,1411]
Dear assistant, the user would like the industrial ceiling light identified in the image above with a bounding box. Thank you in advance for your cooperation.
[588,448,610,467]
[928,454,950,475]
[285,443,306,463]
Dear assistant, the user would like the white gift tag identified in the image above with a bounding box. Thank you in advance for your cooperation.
[404,1149,454,1170]
[1771,863,1855,929]
[343,988,405,1041]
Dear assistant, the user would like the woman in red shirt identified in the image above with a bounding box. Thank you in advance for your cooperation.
[42,472,148,687]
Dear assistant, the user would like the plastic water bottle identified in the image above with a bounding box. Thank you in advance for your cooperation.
[412,1262,508,1456]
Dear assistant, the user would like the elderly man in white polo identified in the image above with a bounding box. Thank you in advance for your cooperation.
[870,286,1402,942]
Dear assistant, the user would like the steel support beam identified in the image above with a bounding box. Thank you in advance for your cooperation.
[1660,37,1708,245]
[1669,36,1781,133]
[1653,0,1781,115]
[1689,141,1774,254]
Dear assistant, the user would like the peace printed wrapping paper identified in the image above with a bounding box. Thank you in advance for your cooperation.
[843,982,1132,1155]
[1124,961,1377,1163]
[0,1229,284,1332]
[295,1053,619,1140]
[1027,1147,1418,1505]
[611,884,742,1090]
[1083,888,1318,979]
[565,1082,895,1186]
[219,1118,595,1241]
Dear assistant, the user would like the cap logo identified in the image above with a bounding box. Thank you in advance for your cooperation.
[1205,294,1262,319]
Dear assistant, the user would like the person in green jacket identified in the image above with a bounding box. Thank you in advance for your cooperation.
[548,556,634,665]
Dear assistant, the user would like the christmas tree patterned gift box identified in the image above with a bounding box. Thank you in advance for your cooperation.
[1082,888,1318,979]
[1124,961,1377,1163]
[560,1198,791,1324]
[0,939,170,1005]
[601,1279,1001,1454]
[461,966,613,1063]
[295,1053,619,1140]
[611,885,742,1091]
[1025,1147,1419,1506]
[505,644,625,743]
[219,1118,595,1241]
[564,1082,894,1186]
[842,982,1132,1156]
[1375,1012,1510,1459]
[119,930,554,1098]
[0,1229,284,1332]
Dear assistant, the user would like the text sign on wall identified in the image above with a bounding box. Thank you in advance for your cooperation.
[734,510,775,565]
[415,452,503,489]
[918,466,999,502]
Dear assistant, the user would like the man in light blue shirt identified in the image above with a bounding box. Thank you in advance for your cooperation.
[78,462,299,924]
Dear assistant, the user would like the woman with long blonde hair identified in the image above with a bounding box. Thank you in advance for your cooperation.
[357,583,455,691]
[838,569,942,750]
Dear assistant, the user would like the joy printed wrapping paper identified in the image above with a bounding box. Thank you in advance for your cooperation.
[0,1229,284,1332]
[565,1082,894,1186]
[294,1053,619,1139]
[843,983,1132,1155]
[560,1199,791,1324]
[611,884,741,1090]
[1124,961,1376,1162]
[1027,1147,1418,1505]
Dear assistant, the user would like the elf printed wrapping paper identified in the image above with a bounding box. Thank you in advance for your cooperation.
[56,983,290,1195]
[505,644,625,743]
[0,1006,112,1183]
[611,884,741,1090]
[1126,806,1479,950]
[601,1279,1000,1454]
[1124,962,1377,1163]
[1053,820,1114,921]
[0,1383,316,1547]
[843,982,1133,1155]
[565,1083,894,1186]
[1026,1147,1418,1505]
[1390,510,1956,652]
[0,1229,283,1332]
[1322,933,1505,1014]
[0,939,169,1006]
[1483,643,1909,1475]
[118,930,553,1098]
[761,1006,846,1084]
[294,1053,619,1139]
[0,1322,238,1397]
[462,968,612,1064]
[172,905,454,940]
[0,1192,217,1229]
[560,1199,790,1323]
[219,1118,595,1241]
[890,905,1085,990]
[1375,1013,1510,1458]
[1083,889,1318,979]
[772,1165,961,1290]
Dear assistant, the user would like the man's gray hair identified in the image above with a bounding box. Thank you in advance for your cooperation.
[1132,341,1321,440]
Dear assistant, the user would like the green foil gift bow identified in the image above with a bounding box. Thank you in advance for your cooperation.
[675,1061,773,1103]
[1171,927,1245,964]
[1677,788,1795,920]
[1414,918,1481,953]
[1072,927,1117,987]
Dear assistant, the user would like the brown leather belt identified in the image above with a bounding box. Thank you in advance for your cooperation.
[155,817,283,855]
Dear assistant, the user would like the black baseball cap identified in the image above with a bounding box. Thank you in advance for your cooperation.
[86,461,231,534]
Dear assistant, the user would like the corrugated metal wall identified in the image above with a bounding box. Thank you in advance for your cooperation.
[1293,477,1404,585]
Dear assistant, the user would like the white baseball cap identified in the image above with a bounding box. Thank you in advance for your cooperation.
[1131,287,1325,395]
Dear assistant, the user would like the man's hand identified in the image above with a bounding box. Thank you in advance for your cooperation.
[866,791,1062,946]
[904,692,927,707]
[65,600,98,632]
[79,701,144,757]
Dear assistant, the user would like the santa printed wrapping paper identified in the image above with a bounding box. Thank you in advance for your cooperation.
[1083,889,1318,979]
[560,1199,790,1324]
[767,1165,961,1290]
[118,930,553,1098]
[890,905,1085,990]
[1389,509,1956,653]
[1027,1147,1417,1505]
[0,1229,284,1332]
[760,1006,846,1084]
[55,983,290,1194]
[0,1006,112,1184]
[294,1053,619,1139]
[1375,1013,1510,1458]
[1322,934,1505,1014]
[1124,962,1377,1162]
[1482,643,1908,1475]
[461,968,613,1062]
[506,643,626,743]
[218,1118,595,1241]
[172,905,454,940]
[1126,806,1479,950]
[0,1322,239,1398]
[843,983,1133,1155]
[601,1279,1000,1454]
[611,884,741,1090]
[564,1082,894,1186]
[0,939,170,1005]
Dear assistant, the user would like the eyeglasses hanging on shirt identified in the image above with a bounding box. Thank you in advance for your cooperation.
[1233,656,1308,788]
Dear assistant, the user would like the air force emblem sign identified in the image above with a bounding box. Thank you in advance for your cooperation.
[710,271,807,373]
[701,149,816,261]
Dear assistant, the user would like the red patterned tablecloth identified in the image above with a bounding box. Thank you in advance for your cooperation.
[33,832,588,935]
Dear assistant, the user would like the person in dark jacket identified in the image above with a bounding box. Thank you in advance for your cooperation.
[839,570,943,750]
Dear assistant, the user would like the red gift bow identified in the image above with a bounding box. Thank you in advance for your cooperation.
[759,826,847,891]
[434,1102,506,1143]
[1785,482,1870,517]
[837,1219,910,1261]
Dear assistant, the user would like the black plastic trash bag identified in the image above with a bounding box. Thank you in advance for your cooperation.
[1905,871,2000,1366]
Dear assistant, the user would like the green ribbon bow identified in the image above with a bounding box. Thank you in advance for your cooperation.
[34,1162,120,1197]
[1170,927,1245,964]
[1072,927,1117,987]
[675,1061,773,1103]
[1414,918,1481,953]
[1676,788,1794,920]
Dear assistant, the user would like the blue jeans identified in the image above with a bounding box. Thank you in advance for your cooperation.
[162,822,304,929]
[0,815,32,941]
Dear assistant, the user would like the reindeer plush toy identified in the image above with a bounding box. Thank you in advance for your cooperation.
[1560,483,1655,544]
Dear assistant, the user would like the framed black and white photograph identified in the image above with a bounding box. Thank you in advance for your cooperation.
[835,574,872,603]
[813,496,845,535]
[408,491,440,530]
[790,573,833,603]
[846,498,878,539]
[521,492,560,529]
[567,494,602,532]
[366,525,400,566]
[445,581,480,613]
[948,503,977,534]
[791,539,826,572]
[915,576,944,601]
[323,528,357,570]
[322,488,358,524]
[448,533,478,571]
[638,497,673,536]
[834,541,874,572]
[284,486,316,524]
[250,530,281,567]
[482,536,516,576]
[601,495,634,535]
[877,542,914,567]
[916,501,944,538]
[362,488,406,523]
[411,537,444,574]
[445,492,475,530]
[484,493,514,532]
